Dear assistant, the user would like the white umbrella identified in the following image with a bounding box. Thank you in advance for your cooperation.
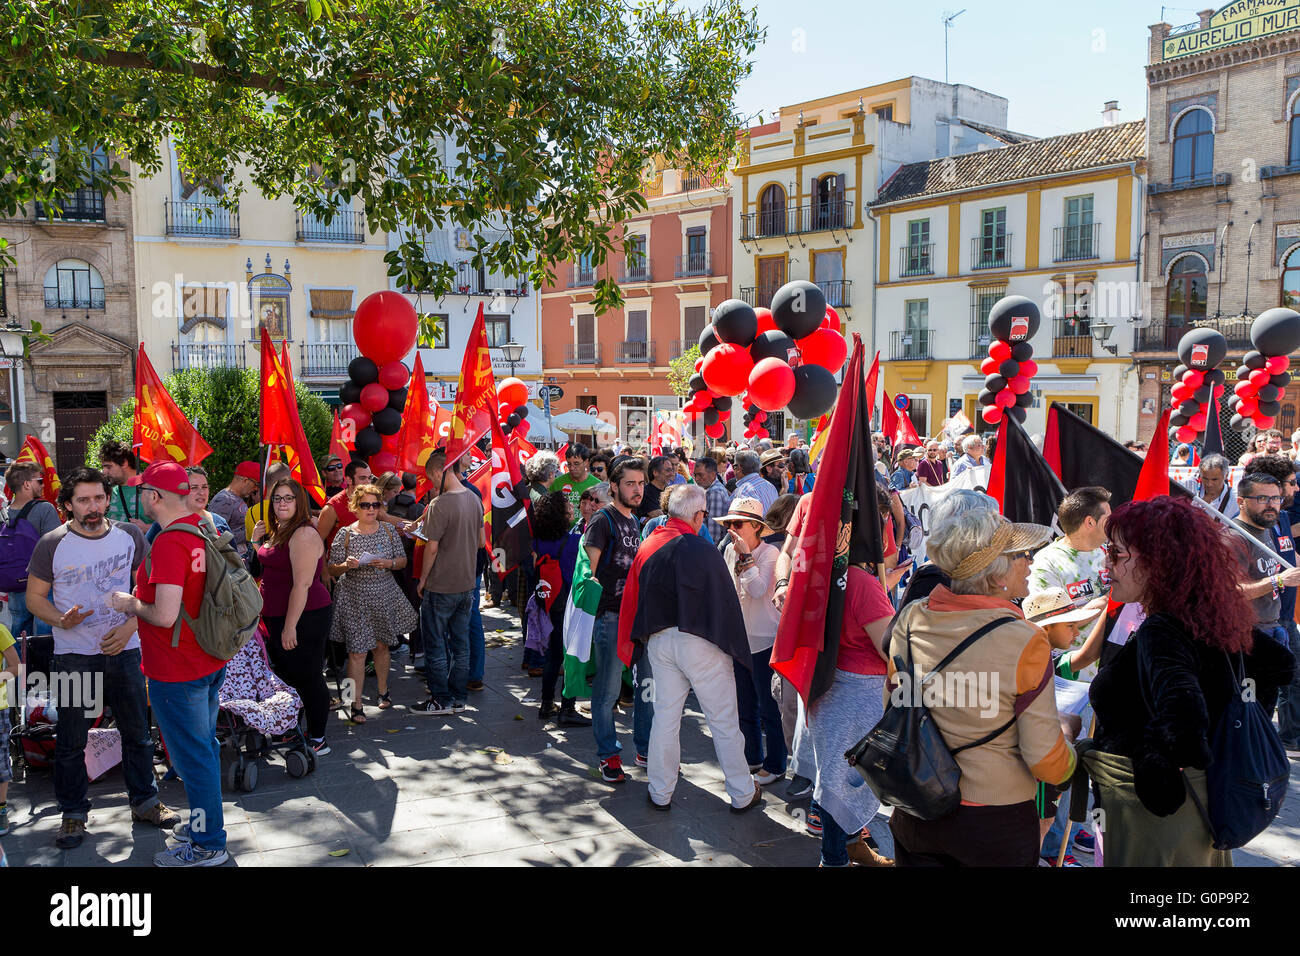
[551,409,616,433]
[523,417,569,445]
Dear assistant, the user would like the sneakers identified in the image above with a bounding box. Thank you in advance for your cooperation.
[154,842,229,867]
[753,769,784,786]
[0,805,8,836]
[647,792,671,811]
[56,818,86,849]
[1072,829,1096,853]
[635,752,649,768]
[537,701,559,722]
[411,699,456,716]
[599,756,627,784]
[132,802,182,828]
[787,775,814,800]
[1044,854,1084,867]
[804,805,823,835]
[310,737,331,756]
[557,705,592,728]
[748,763,763,774]
[172,822,193,843]
[730,784,764,814]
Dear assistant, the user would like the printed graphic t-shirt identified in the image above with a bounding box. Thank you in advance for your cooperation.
[583,505,641,616]
[137,514,223,682]
[1236,519,1283,627]
[1028,539,1110,680]
[549,473,601,528]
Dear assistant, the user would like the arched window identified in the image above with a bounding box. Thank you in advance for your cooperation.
[759,184,786,237]
[1290,109,1300,168]
[814,173,846,229]
[1166,255,1207,347]
[1283,246,1300,309]
[1172,109,1214,184]
[43,259,104,310]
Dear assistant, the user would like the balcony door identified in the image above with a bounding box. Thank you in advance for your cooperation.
[576,312,595,364]
[1063,195,1094,259]
[1166,255,1207,349]
[757,255,786,304]
[812,251,844,307]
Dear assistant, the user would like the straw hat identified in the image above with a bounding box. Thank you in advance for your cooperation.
[1022,588,1103,627]
[937,515,1053,580]
[716,496,774,536]
[759,449,787,468]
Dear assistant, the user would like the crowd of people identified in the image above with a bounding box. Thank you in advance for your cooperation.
[0,417,1297,869]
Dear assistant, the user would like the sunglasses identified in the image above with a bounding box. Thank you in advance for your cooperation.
[326,464,344,472]
[1005,549,1036,561]
[356,501,383,510]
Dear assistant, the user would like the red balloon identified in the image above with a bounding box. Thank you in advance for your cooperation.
[498,377,529,408]
[1008,374,1031,395]
[353,291,417,365]
[1171,382,1193,403]
[797,328,848,374]
[1255,415,1277,429]
[981,405,1004,425]
[1021,358,1039,378]
[498,400,514,420]
[1190,412,1208,430]
[821,305,841,335]
[381,429,401,453]
[694,358,704,372]
[996,389,1016,408]
[1250,368,1272,387]
[340,403,372,431]
[755,307,777,337]
[989,341,1012,362]
[705,422,725,439]
[1239,397,1259,417]
[1181,369,1204,389]
[747,357,797,411]
[378,361,410,391]
[369,450,398,473]
[360,382,390,412]
[1213,383,1225,397]
[1234,380,1255,397]
[980,356,999,376]
[755,410,767,423]
[702,343,755,396]
[755,427,769,439]
[515,419,531,438]
[1267,355,1290,375]
[1175,426,1197,443]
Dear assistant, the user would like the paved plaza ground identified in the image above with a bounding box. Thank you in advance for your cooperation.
[4,598,1299,867]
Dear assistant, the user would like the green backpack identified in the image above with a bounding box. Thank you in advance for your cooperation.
[144,521,263,661]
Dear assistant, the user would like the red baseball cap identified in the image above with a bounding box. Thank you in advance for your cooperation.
[234,461,261,482]
[128,461,191,494]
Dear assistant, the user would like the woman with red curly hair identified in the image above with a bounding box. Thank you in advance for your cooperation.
[1086,496,1294,866]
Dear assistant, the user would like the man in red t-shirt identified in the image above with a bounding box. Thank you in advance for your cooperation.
[109,461,228,868]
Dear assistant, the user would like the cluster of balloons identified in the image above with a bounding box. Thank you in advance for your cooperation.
[497,377,531,439]
[339,292,418,472]
[1226,308,1300,433]
[1168,328,1227,444]
[976,295,1041,426]
[686,282,847,441]
[741,401,770,441]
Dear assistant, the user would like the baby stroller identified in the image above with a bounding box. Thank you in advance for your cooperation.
[216,629,316,792]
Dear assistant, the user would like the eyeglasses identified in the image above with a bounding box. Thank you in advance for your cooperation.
[271,495,296,504]
[356,501,382,510]
[1005,549,1036,561]
[1244,495,1285,506]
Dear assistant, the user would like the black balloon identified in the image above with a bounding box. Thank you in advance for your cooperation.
[340,381,362,405]
[712,299,759,348]
[1259,400,1283,417]
[354,426,383,457]
[1236,365,1253,383]
[1176,327,1227,370]
[977,388,997,407]
[1008,406,1027,423]
[998,359,1020,379]
[1244,351,1266,370]
[1207,368,1226,386]
[1273,371,1293,388]
[750,330,798,364]
[516,405,529,420]
[506,412,521,428]
[1178,400,1200,417]
[372,407,402,435]
[502,420,514,435]
[984,373,1007,392]
[387,387,407,411]
[703,407,719,427]
[1011,341,1034,362]
[770,280,827,341]
[1230,413,1248,431]
[348,356,379,386]
[688,373,707,394]
[1250,307,1300,357]
[786,364,838,420]
[1170,412,1189,427]
[698,324,721,357]
[713,396,732,411]
[1015,390,1034,408]
[1193,385,1213,403]
[1257,384,1281,403]
[987,295,1041,343]
[1171,364,1188,380]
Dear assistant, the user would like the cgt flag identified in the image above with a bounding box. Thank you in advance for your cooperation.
[445,302,497,470]
[133,345,213,466]
[987,412,1065,525]
[488,414,532,580]
[14,435,60,504]
[1043,402,1191,506]
[770,333,884,707]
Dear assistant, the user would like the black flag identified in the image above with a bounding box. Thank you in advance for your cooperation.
[987,412,1065,525]
[1043,402,1192,506]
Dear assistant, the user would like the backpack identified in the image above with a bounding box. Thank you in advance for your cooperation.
[1140,647,1288,850]
[0,501,40,591]
[845,615,1050,820]
[144,522,263,661]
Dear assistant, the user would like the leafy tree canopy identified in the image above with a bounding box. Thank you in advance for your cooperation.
[666,342,700,398]
[2,0,762,314]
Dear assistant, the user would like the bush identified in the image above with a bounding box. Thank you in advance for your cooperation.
[86,366,333,489]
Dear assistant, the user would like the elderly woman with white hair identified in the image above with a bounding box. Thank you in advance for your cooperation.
[884,509,1076,866]
[525,451,562,506]
[951,434,990,478]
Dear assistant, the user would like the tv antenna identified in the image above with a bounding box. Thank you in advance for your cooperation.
[943,10,966,85]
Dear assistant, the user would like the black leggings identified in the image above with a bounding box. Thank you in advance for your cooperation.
[264,605,333,740]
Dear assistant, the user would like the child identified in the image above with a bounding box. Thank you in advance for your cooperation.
[0,621,19,837]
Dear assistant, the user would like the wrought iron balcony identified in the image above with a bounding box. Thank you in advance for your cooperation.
[616,340,655,364]
[566,342,601,365]
[300,342,354,376]
[738,286,783,309]
[898,243,934,277]
[818,279,851,308]
[675,253,712,278]
[1134,317,1252,352]
[44,287,105,310]
[740,200,854,240]
[1052,223,1101,263]
[1147,172,1231,195]
[296,209,365,243]
[971,234,1012,270]
[34,189,106,222]
[670,339,695,360]
[569,266,596,288]
[890,329,932,361]
[1052,316,1093,358]
[619,261,652,283]
[165,200,240,238]
[173,342,244,371]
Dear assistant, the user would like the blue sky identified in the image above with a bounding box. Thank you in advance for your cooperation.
[733,0,1200,136]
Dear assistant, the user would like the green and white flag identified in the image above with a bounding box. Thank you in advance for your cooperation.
[562,529,602,699]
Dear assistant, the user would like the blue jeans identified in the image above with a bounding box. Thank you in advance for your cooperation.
[590,611,625,761]
[148,666,227,851]
[735,648,788,774]
[633,653,654,758]
[52,650,159,820]
[421,589,472,704]
[6,589,51,642]
[469,575,485,683]
[1276,620,1300,745]
[818,801,851,867]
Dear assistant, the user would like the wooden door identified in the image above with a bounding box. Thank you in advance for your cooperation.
[53,392,108,471]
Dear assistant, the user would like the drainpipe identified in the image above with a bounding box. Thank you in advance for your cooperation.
[1243,217,1261,318]
[865,204,880,429]
[1122,161,1145,439]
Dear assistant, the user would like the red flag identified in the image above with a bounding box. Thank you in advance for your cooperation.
[280,339,293,379]
[863,351,880,419]
[1044,402,1190,507]
[1133,408,1173,503]
[986,412,1065,523]
[466,458,494,547]
[133,345,213,467]
[329,410,352,463]
[881,390,921,449]
[510,433,538,471]
[258,327,325,504]
[557,442,569,471]
[488,414,531,578]
[444,303,497,469]
[14,435,60,504]
[432,404,454,446]
[396,354,440,496]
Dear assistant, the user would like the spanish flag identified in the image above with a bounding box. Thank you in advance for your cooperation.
[133,344,213,466]
[258,327,325,504]
[14,435,59,504]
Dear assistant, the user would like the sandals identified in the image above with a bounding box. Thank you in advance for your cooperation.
[377,691,393,710]
[349,704,367,724]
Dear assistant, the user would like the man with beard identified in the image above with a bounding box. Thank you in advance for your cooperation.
[583,455,646,783]
[99,440,149,533]
[25,467,176,850]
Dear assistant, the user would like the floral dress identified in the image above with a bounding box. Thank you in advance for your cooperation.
[328,522,419,653]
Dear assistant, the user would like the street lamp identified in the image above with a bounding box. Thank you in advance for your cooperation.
[499,340,524,375]
[1090,319,1118,356]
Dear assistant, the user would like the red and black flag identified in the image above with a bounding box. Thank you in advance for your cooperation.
[770,334,885,707]
[1201,396,1225,458]
[987,412,1065,526]
[487,414,532,581]
[1043,402,1191,506]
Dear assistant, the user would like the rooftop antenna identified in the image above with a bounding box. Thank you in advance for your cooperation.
[943,9,966,85]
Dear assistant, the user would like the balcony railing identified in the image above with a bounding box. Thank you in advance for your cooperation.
[34,189,106,222]
[450,267,528,296]
[899,243,934,277]
[172,342,244,371]
[616,340,655,364]
[1052,223,1101,263]
[818,279,851,308]
[296,209,365,243]
[566,342,600,365]
[619,262,652,283]
[671,339,694,360]
[569,266,596,288]
[681,175,703,192]
[1053,317,1093,358]
[675,252,712,278]
[738,286,783,309]
[740,200,854,240]
[44,287,105,310]
[1134,317,1253,352]
[1147,172,1231,195]
[890,329,932,361]
[1261,161,1300,180]
[165,200,240,238]
[300,342,354,376]
[971,234,1012,270]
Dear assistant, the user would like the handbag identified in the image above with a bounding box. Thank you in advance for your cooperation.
[845,615,1049,821]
